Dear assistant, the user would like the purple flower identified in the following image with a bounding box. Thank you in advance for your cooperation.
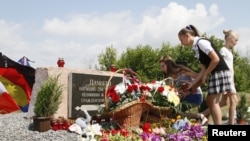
[151,134,161,141]
[166,123,207,141]
[167,133,191,141]
[141,132,162,141]
[172,119,189,130]
[140,132,153,140]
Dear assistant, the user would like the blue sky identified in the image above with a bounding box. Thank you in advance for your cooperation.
[0,0,250,68]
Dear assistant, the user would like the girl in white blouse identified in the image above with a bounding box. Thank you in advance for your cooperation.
[219,30,239,124]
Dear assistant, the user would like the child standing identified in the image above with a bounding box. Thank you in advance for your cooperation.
[219,30,239,124]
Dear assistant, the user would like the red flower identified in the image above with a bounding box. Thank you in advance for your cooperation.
[100,138,108,141]
[111,93,120,103]
[120,128,129,136]
[107,85,116,96]
[151,80,156,83]
[127,85,134,93]
[132,84,138,91]
[106,85,121,103]
[145,86,151,91]
[111,129,119,135]
[140,85,151,92]
[140,95,146,102]
[157,86,164,93]
[142,122,151,133]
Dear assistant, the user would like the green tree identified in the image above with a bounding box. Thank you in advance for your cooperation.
[158,42,177,59]
[207,35,224,50]
[98,45,117,71]
[234,53,250,92]
[117,44,159,82]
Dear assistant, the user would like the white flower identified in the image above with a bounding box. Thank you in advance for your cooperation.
[156,80,166,86]
[114,83,126,94]
[81,132,96,141]
[152,81,164,89]
[162,89,169,97]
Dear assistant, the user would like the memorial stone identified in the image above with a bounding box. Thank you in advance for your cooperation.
[68,73,123,118]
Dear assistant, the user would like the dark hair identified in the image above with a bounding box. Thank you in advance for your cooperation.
[178,24,200,37]
[163,59,191,78]
[159,55,173,63]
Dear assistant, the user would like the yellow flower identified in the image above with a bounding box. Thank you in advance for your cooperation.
[202,136,208,141]
[189,119,197,124]
[176,115,181,120]
[171,118,176,123]
[151,123,157,129]
[166,88,180,106]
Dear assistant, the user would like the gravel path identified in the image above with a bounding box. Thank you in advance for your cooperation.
[0,112,81,141]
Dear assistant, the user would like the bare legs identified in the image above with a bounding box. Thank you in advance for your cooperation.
[220,93,238,124]
[206,94,222,125]
[181,95,222,125]
[180,93,237,125]
[227,94,238,124]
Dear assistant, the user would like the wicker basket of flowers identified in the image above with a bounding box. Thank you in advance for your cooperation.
[102,68,152,127]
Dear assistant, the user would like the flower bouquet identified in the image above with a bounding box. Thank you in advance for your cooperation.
[142,78,181,121]
[104,81,149,111]
[150,79,180,107]
[101,68,152,127]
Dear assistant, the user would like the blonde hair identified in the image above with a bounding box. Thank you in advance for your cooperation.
[223,29,239,40]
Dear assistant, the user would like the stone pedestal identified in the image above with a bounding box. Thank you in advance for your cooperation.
[27,67,123,119]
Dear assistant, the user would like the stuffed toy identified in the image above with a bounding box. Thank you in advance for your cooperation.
[69,110,102,141]
[69,109,91,134]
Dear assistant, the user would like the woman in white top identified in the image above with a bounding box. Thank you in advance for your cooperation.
[219,30,239,124]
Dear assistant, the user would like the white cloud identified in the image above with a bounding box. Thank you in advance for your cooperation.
[0,2,248,69]
[0,20,34,62]
[0,20,22,47]
[234,28,250,58]
[43,11,134,40]
[124,2,225,47]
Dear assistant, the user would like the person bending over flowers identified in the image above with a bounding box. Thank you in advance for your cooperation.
[159,58,203,113]
[186,29,239,125]
[178,25,234,125]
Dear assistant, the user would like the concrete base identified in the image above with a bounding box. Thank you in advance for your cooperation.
[27,67,122,119]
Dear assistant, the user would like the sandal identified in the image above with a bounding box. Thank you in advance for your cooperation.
[197,114,208,126]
